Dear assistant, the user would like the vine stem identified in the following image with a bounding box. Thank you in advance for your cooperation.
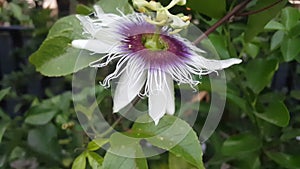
[99,115,123,138]
[192,0,253,45]
[237,0,283,16]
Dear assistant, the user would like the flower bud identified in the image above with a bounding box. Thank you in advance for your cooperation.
[133,0,149,12]
[177,0,186,6]
[156,8,169,23]
[166,0,186,9]
[168,13,190,29]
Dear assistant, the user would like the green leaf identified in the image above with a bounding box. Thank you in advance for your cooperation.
[296,55,300,63]
[132,115,204,169]
[108,132,147,158]
[34,45,100,76]
[237,154,261,169]
[29,15,101,76]
[25,108,56,125]
[0,151,7,167]
[27,123,61,161]
[258,92,285,102]
[281,7,300,31]
[255,101,290,127]
[209,34,231,59]
[0,121,9,143]
[96,0,133,15]
[187,0,226,19]
[0,87,10,102]
[244,0,286,42]
[266,152,300,169]
[31,36,71,67]
[102,132,148,169]
[103,138,148,169]
[88,138,109,151]
[270,30,285,50]
[47,15,83,39]
[244,43,260,58]
[0,110,10,121]
[103,153,147,169]
[289,22,300,38]
[280,128,300,141]
[291,90,300,100]
[245,59,278,94]
[169,131,204,169]
[226,92,247,111]
[9,2,23,21]
[169,153,197,169]
[25,92,71,125]
[280,37,300,62]
[265,20,285,30]
[87,152,103,169]
[72,152,87,169]
[76,4,93,15]
[221,133,262,156]
[9,147,26,161]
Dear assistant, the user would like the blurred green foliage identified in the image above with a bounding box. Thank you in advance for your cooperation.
[0,0,33,26]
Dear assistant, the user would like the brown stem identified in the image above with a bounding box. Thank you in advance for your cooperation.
[237,0,283,16]
[192,0,253,45]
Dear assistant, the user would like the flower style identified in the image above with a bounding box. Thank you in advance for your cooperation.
[72,6,242,124]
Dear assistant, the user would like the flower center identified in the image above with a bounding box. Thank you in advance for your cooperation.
[142,33,169,51]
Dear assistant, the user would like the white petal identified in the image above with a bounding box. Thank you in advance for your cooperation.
[76,13,121,43]
[113,66,147,112]
[149,91,167,125]
[211,58,242,69]
[93,5,104,15]
[191,56,242,70]
[94,29,121,44]
[165,75,175,115]
[76,15,97,35]
[148,71,171,125]
[71,39,113,53]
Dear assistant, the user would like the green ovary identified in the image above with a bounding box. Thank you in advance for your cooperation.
[142,33,168,51]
